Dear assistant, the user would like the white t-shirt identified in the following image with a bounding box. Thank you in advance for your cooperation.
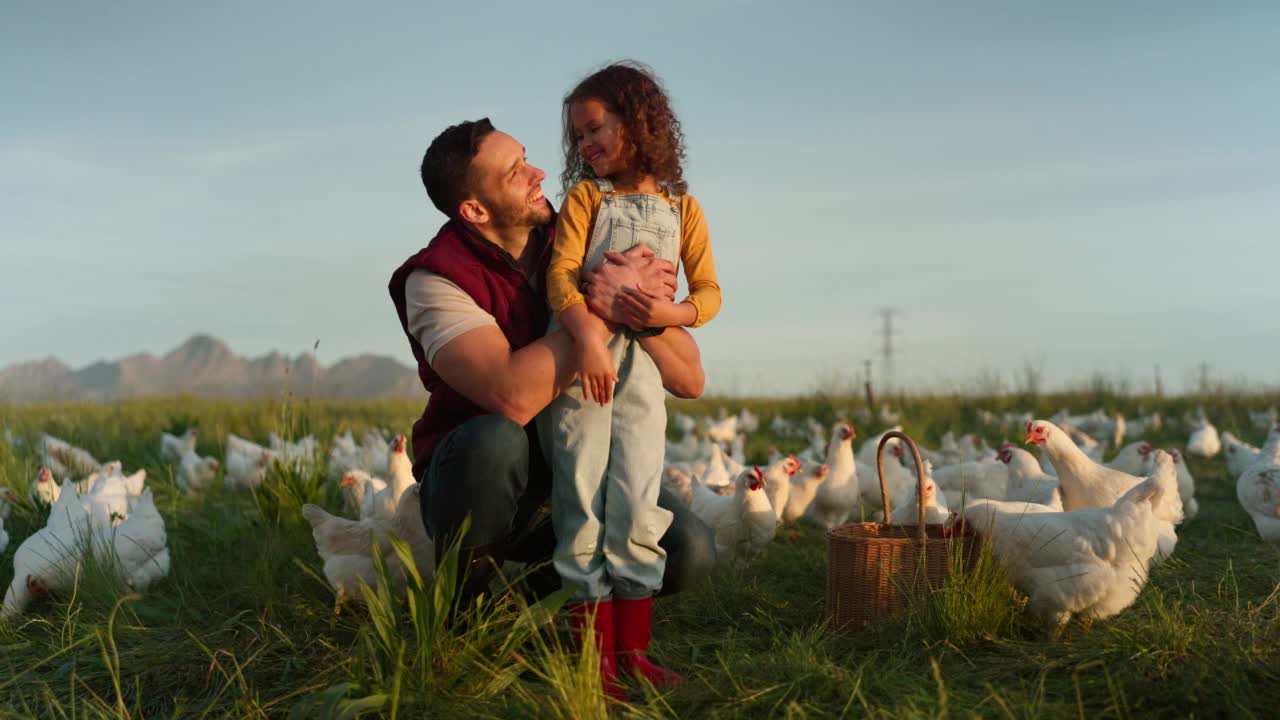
[403,270,499,365]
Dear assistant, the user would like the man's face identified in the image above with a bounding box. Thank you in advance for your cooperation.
[469,131,553,229]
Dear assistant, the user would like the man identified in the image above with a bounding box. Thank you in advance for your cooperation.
[388,118,715,605]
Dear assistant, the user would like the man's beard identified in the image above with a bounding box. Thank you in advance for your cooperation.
[490,197,552,229]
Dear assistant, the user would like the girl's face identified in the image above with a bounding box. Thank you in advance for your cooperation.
[571,98,628,178]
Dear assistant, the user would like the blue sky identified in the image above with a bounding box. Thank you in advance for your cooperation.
[3,1,1278,395]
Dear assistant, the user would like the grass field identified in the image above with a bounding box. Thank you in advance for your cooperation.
[1,392,1278,719]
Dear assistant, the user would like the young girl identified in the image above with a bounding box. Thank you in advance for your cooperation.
[539,61,721,695]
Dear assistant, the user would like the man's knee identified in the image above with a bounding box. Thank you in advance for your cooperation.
[656,487,717,596]
[425,415,531,544]
[430,415,528,490]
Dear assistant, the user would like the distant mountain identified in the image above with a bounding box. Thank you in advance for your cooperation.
[0,334,425,403]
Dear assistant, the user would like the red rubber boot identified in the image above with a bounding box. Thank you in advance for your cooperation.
[613,596,683,688]
[566,600,627,701]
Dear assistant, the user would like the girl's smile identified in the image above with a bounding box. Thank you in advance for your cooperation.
[570,98,628,178]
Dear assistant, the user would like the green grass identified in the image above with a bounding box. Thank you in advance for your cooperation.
[1,392,1279,718]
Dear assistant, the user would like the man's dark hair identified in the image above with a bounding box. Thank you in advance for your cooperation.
[420,118,496,219]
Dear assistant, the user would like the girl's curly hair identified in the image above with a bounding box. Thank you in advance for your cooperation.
[560,61,688,198]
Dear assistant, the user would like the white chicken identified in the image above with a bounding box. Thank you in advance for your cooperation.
[963,453,1177,630]
[360,431,392,475]
[1025,421,1183,562]
[690,467,776,568]
[704,415,738,444]
[328,431,360,482]
[664,431,703,465]
[671,412,698,435]
[954,434,997,463]
[1222,432,1261,480]
[339,470,388,518]
[662,467,694,507]
[1105,441,1154,476]
[783,463,829,525]
[40,434,101,481]
[761,454,801,523]
[1124,411,1162,439]
[696,443,732,491]
[159,428,198,464]
[3,480,91,618]
[809,423,859,529]
[83,462,146,498]
[1236,427,1280,547]
[269,432,319,474]
[0,490,13,553]
[796,424,828,464]
[998,446,1062,509]
[176,448,220,491]
[302,482,435,608]
[84,469,136,531]
[857,436,912,516]
[728,434,747,468]
[29,466,60,506]
[94,488,170,591]
[1186,419,1221,458]
[930,458,1007,505]
[1167,450,1199,521]
[224,433,277,489]
[920,431,964,467]
[880,472,950,525]
[769,414,794,437]
[365,435,416,528]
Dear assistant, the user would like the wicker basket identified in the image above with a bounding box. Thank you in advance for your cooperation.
[825,430,978,633]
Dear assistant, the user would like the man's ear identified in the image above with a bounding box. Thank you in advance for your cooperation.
[458,199,488,225]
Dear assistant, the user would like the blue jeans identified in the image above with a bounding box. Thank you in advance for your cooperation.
[419,414,715,596]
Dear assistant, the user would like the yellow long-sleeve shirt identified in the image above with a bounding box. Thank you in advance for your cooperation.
[547,180,722,328]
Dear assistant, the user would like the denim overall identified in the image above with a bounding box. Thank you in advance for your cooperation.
[539,178,680,601]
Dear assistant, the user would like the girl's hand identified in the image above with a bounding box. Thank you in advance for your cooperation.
[615,288,694,330]
[579,337,618,405]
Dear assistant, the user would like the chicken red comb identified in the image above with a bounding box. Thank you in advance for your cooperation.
[26,574,47,596]
[752,466,764,481]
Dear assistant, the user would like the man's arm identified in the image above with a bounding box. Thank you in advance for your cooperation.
[431,326,577,426]
[640,327,705,399]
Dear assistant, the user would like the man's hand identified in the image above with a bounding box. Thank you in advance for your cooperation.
[584,245,677,325]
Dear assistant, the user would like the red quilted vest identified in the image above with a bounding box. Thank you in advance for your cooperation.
[389,218,553,478]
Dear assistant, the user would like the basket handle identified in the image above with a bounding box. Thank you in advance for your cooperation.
[876,430,929,543]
